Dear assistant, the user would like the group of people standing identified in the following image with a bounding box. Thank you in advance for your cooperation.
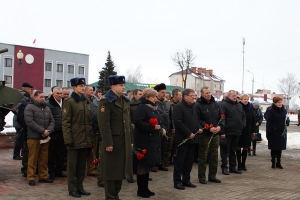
[11,75,289,200]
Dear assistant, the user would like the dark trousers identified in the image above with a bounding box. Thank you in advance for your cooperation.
[220,142,228,169]
[226,135,239,170]
[13,128,24,158]
[173,143,195,185]
[48,133,66,178]
[105,180,122,200]
[161,136,169,166]
[67,148,88,192]
[21,133,28,175]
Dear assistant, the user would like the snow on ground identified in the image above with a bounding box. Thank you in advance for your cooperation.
[288,114,298,122]
[259,130,300,150]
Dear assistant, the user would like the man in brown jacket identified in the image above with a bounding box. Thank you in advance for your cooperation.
[98,75,133,200]
[25,90,54,186]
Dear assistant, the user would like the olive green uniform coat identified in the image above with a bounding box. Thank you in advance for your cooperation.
[62,92,93,149]
[98,90,133,181]
[62,92,93,192]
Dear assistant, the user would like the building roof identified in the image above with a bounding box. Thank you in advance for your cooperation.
[169,69,225,82]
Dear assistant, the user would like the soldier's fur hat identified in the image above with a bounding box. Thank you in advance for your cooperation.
[108,75,125,86]
[70,77,86,86]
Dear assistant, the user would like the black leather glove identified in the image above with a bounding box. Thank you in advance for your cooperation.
[66,143,74,148]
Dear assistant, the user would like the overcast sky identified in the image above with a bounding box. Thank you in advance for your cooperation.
[1,0,300,97]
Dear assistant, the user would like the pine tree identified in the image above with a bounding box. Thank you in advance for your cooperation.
[98,51,117,93]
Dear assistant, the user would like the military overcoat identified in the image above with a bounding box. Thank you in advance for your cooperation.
[62,92,93,149]
[98,90,133,180]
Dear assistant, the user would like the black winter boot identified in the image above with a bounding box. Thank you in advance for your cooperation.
[276,150,283,169]
[145,173,155,196]
[241,150,248,171]
[271,150,276,169]
[252,141,257,156]
[137,175,150,198]
[236,150,242,171]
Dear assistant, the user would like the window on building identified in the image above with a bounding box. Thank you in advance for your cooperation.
[78,66,84,74]
[45,79,51,87]
[67,81,71,88]
[68,65,74,73]
[56,80,63,87]
[57,64,63,72]
[45,62,52,71]
[5,58,12,67]
[4,75,12,84]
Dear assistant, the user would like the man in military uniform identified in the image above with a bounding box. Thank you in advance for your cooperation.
[195,87,224,184]
[98,75,133,200]
[62,77,93,198]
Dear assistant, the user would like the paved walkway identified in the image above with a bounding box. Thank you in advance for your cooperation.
[0,140,300,200]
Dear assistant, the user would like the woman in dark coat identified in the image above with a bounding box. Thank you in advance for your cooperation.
[134,88,167,198]
[237,94,256,171]
[266,96,287,169]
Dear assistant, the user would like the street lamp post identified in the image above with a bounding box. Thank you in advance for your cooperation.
[247,70,254,101]
[17,50,24,89]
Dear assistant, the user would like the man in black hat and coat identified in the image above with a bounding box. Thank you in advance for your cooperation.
[13,82,34,161]
[153,83,173,171]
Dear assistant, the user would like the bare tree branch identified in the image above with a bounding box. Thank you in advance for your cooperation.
[278,72,300,111]
[171,49,196,88]
[278,73,300,97]
[126,65,143,83]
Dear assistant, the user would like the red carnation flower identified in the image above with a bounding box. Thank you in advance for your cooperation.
[149,118,158,127]
[137,152,145,160]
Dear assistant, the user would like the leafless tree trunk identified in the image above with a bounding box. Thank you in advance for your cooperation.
[171,49,195,89]
[278,72,300,111]
[126,65,143,83]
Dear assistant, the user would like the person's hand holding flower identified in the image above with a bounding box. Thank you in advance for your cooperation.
[189,133,195,139]
[154,124,161,130]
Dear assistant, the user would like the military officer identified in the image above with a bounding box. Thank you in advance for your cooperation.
[98,75,133,200]
[62,77,93,198]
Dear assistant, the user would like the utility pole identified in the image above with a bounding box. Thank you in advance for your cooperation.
[247,70,254,101]
[242,38,245,94]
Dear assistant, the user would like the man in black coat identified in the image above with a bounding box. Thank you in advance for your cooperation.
[84,85,100,177]
[219,90,246,175]
[173,89,202,190]
[13,82,33,160]
[195,87,224,184]
[17,89,35,177]
[46,87,67,180]
[154,83,173,171]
